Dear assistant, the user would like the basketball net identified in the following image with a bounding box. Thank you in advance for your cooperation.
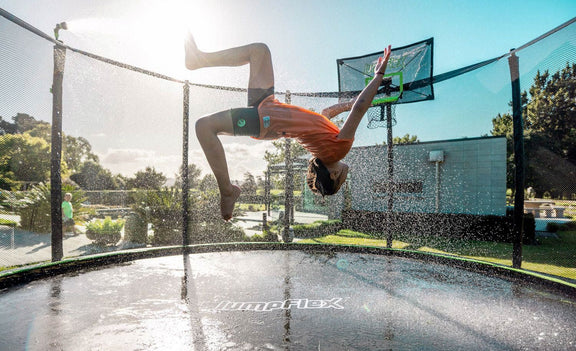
[367,103,396,129]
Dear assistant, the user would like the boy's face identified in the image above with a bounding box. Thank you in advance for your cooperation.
[329,162,349,194]
[65,195,71,201]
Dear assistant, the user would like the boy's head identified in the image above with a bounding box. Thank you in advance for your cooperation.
[64,193,72,201]
[306,158,349,196]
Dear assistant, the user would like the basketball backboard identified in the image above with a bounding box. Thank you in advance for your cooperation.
[337,38,434,105]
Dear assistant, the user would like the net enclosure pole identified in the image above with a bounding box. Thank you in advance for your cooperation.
[182,81,190,248]
[50,44,66,262]
[386,104,394,248]
[283,91,294,242]
[508,51,524,269]
[265,169,271,216]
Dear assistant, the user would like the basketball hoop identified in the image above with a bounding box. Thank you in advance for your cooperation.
[367,75,398,129]
[367,103,396,129]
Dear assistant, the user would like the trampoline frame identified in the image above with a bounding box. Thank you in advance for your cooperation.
[1,242,574,298]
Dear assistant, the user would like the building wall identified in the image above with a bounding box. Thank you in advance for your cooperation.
[333,136,507,216]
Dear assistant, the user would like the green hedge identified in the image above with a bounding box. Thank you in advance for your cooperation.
[292,220,342,239]
[342,210,535,244]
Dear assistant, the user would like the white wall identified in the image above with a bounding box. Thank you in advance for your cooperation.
[331,136,507,216]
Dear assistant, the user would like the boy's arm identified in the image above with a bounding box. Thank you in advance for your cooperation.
[321,99,356,119]
[337,45,392,140]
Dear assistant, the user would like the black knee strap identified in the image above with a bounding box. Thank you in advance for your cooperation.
[231,107,260,136]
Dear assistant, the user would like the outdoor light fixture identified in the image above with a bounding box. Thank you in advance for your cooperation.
[54,22,68,41]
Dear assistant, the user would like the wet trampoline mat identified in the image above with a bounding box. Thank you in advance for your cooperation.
[1,250,575,350]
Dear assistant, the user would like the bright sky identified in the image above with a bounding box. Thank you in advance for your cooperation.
[1,0,575,180]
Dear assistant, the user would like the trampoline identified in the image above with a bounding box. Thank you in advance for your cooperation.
[1,244,575,350]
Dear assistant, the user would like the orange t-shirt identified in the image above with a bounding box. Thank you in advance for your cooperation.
[254,95,353,164]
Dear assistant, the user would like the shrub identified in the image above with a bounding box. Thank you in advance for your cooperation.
[124,212,148,244]
[86,216,124,245]
[86,217,124,245]
[546,222,561,233]
[559,221,576,232]
[342,210,536,244]
[187,190,247,244]
[249,229,278,242]
[131,187,182,246]
[15,182,89,233]
[130,188,250,246]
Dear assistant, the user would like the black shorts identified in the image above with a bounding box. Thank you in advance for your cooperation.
[231,87,274,137]
[247,87,274,107]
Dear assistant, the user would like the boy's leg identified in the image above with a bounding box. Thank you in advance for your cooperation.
[187,33,275,220]
[195,110,241,220]
[185,34,274,91]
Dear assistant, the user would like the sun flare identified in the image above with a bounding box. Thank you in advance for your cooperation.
[64,1,227,78]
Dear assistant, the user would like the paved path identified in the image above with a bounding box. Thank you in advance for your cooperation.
[234,210,328,236]
[0,226,112,268]
[1,211,329,268]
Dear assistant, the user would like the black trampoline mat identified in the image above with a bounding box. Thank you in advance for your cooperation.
[1,250,575,350]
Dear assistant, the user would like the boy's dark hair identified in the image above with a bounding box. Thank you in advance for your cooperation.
[306,157,335,196]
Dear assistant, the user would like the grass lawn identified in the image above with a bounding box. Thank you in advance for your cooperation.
[237,203,266,212]
[299,229,576,281]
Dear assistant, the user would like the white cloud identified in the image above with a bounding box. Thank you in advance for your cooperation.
[99,148,181,177]
[221,141,272,180]
[98,140,275,181]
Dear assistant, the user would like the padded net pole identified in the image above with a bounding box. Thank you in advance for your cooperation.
[283,91,294,243]
[386,103,394,248]
[265,169,271,217]
[508,51,525,269]
[182,82,190,248]
[50,44,66,262]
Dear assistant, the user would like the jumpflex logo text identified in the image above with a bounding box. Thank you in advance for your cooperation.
[215,298,344,312]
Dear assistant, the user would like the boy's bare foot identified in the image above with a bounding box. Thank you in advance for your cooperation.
[220,185,241,221]
[184,32,204,70]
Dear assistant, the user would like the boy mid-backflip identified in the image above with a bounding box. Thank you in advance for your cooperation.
[187,34,391,220]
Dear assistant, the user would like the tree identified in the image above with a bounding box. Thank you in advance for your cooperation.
[126,166,167,190]
[0,116,16,134]
[113,174,128,190]
[527,63,576,162]
[175,163,202,189]
[63,135,99,174]
[25,124,99,175]
[24,123,52,141]
[393,134,419,144]
[198,174,218,192]
[240,172,257,195]
[491,63,576,198]
[377,134,420,146]
[13,113,49,134]
[0,134,51,189]
[264,140,308,189]
[256,175,265,190]
[264,139,308,166]
[70,160,118,190]
[0,112,117,191]
[491,113,517,189]
[0,155,17,190]
[0,113,49,136]
[491,113,514,138]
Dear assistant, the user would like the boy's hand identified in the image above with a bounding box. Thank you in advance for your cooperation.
[374,45,392,75]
